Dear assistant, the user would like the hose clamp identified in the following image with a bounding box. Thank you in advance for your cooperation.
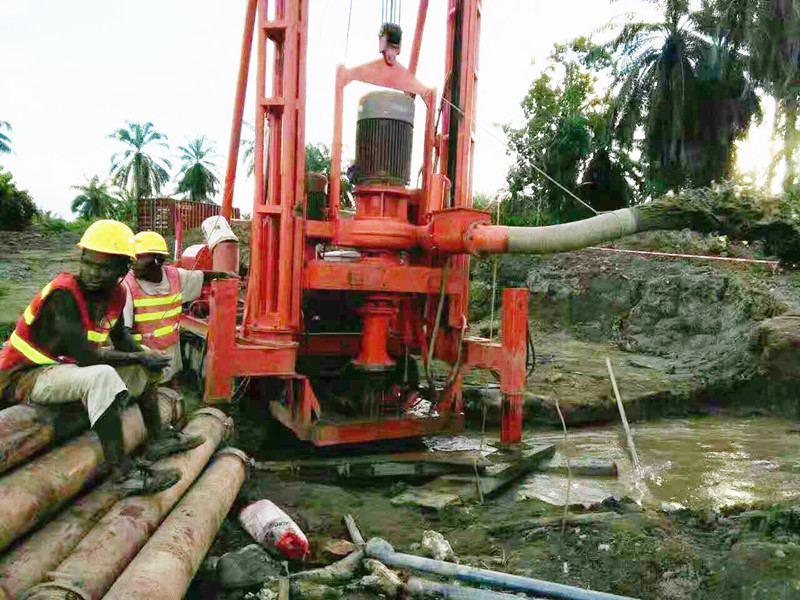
[216,446,253,479]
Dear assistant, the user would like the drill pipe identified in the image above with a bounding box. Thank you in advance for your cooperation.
[0,405,146,553]
[0,481,124,600]
[26,408,232,600]
[103,448,249,600]
[0,391,183,477]
[0,405,86,476]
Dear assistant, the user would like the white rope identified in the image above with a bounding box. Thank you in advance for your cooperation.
[439,96,598,216]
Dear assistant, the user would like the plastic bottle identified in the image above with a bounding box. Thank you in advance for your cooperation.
[239,499,309,560]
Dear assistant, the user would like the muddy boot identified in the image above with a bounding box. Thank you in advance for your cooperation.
[139,388,205,461]
[145,429,206,461]
[115,462,182,496]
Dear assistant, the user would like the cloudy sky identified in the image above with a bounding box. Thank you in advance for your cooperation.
[1,0,688,219]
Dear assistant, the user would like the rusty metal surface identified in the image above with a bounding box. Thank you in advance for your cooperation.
[0,405,145,553]
[0,481,123,598]
[27,409,231,600]
[103,448,248,599]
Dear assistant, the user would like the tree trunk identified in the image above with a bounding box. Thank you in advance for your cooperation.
[784,94,798,192]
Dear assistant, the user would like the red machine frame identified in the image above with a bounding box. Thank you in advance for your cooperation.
[181,0,529,447]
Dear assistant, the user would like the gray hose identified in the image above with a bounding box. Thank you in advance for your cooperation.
[366,539,637,600]
[408,576,525,598]
[506,209,640,254]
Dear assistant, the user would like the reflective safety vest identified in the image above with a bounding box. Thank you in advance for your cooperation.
[123,266,183,350]
[0,273,125,370]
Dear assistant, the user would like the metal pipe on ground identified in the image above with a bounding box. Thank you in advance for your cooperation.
[103,447,249,600]
[366,538,638,600]
[0,391,183,477]
[0,404,87,476]
[26,408,232,600]
[0,481,124,600]
[0,405,146,553]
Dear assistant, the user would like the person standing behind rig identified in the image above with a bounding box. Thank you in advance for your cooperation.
[0,220,204,495]
[122,231,238,386]
[122,231,204,386]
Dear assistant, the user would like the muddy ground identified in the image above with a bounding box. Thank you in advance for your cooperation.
[2,227,800,598]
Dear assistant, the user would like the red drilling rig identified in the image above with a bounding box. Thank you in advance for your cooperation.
[178,0,643,447]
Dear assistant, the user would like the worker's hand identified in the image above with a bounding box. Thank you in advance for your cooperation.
[138,350,170,372]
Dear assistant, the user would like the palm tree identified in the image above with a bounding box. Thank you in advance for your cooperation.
[112,186,138,227]
[109,121,171,201]
[605,0,756,193]
[175,135,221,203]
[70,176,117,219]
[0,121,12,155]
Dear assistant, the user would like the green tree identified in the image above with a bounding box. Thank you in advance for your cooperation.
[112,186,138,227]
[0,121,11,155]
[0,167,37,231]
[70,176,117,220]
[709,0,800,191]
[109,121,171,201]
[603,0,757,193]
[503,44,632,224]
[175,135,220,203]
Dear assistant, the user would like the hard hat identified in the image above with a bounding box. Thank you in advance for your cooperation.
[77,220,136,259]
[133,231,169,256]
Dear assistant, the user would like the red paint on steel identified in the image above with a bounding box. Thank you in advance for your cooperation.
[500,288,528,444]
[408,0,429,75]
[222,0,258,222]
[353,296,398,370]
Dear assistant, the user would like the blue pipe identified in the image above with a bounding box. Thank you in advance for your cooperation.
[408,576,527,598]
[365,538,638,600]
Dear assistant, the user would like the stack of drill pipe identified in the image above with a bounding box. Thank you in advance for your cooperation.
[0,395,185,599]
[0,404,147,553]
[0,404,88,476]
[103,447,249,600]
[25,408,232,600]
[0,391,182,476]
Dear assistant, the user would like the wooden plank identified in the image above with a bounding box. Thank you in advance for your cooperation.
[390,444,555,509]
[535,457,619,478]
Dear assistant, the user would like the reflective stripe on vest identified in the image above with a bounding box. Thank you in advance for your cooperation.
[9,331,57,365]
[124,266,183,351]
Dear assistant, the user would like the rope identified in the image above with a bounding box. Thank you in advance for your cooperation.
[438,96,598,216]
[344,0,353,63]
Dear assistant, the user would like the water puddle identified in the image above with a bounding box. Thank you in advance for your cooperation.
[429,416,800,510]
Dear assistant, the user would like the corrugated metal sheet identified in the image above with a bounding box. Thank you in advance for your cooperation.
[137,198,241,234]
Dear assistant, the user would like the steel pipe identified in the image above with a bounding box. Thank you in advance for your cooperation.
[0,481,123,599]
[0,405,87,476]
[0,405,146,553]
[103,447,249,600]
[365,538,637,600]
[26,408,232,600]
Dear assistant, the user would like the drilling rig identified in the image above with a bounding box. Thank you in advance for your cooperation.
[178,0,645,447]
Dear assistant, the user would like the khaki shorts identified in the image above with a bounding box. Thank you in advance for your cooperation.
[19,364,157,426]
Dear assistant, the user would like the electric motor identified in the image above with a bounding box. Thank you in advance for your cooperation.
[354,91,414,186]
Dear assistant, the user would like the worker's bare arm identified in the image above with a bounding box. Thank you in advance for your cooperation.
[31,290,166,369]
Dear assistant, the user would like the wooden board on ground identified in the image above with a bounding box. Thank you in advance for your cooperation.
[253,450,494,482]
[536,457,619,477]
[390,444,555,510]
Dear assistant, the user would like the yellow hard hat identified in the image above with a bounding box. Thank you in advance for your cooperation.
[133,231,169,256]
[77,220,136,259]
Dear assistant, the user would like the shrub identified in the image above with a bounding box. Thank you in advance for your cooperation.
[0,168,37,230]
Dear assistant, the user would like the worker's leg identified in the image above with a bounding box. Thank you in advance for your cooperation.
[115,364,205,461]
[25,364,181,494]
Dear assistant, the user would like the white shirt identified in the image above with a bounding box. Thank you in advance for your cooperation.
[123,266,205,383]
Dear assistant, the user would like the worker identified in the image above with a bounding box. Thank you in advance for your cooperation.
[0,220,205,495]
[122,231,227,385]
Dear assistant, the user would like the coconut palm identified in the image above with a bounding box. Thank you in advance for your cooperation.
[605,0,757,193]
[0,121,12,155]
[70,176,117,219]
[175,135,221,203]
[109,121,171,201]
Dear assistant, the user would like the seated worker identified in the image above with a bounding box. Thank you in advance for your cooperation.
[122,231,234,385]
[0,220,205,495]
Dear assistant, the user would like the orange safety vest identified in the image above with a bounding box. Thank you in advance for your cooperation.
[123,265,183,350]
[0,273,125,370]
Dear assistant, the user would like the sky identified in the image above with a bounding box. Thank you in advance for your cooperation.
[6,0,759,221]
